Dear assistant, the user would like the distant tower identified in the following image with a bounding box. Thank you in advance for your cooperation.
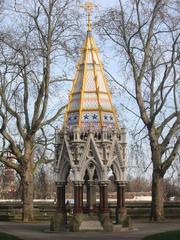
[52,2,127,232]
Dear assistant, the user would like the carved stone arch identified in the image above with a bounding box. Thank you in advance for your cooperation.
[84,169,90,181]
[111,160,124,182]
[79,134,103,169]
[56,138,74,172]
[80,158,102,181]
[107,140,124,168]
[57,161,71,182]
[93,168,98,180]
[89,136,104,167]
[64,138,74,166]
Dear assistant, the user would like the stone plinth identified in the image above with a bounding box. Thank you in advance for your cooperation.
[79,220,103,231]
[50,212,66,232]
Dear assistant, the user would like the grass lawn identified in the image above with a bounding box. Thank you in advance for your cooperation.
[143,230,180,240]
[0,232,22,240]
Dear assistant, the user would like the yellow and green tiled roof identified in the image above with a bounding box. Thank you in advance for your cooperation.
[65,29,118,129]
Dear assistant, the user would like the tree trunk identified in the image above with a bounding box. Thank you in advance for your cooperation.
[151,169,164,221]
[21,162,34,222]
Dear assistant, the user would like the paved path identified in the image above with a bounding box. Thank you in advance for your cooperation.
[0,220,179,240]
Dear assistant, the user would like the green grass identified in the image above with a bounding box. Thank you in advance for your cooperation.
[143,230,180,240]
[0,232,22,240]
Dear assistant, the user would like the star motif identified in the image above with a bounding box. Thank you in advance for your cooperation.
[104,115,108,120]
[84,114,89,120]
[92,114,97,120]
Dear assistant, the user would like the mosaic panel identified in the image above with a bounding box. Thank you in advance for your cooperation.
[100,102,111,110]
[99,93,111,110]
[99,93,109,100]
[82,122,100,129]
[67,112,79,125]
[87,51,93,64]
[79,52,85,64]
[85,70,96,91]
[103,122,115,128]
[86,38,91,49]
[74,71,83,92]
[83,93,97,98]
[93,52,99,64]
[81,112,100,123]
[71,93,81,100]
[82,100,98,109]
[86,64,94,70]
[102,112,115,123]
[69,100,80,111]
[82,93,98,109]
[96,71,106,92]
[96,65,101,71]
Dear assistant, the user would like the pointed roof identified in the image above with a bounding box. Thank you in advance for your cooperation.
[65,4,119,130]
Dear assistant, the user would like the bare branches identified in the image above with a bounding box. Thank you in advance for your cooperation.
[0,0,81,174]
[98,0,180,182]
[40,105,66,128]
[105,69,136,101]
[0,88,25,138]
[0,155,20,173]
[161,116,180,155]
[157,112,180,137]
[162,136,180,174]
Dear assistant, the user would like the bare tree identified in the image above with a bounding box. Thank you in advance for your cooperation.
[97,0,180,221]
[126,176,151,192]
[0,0,81,222]
[34,164,55,199]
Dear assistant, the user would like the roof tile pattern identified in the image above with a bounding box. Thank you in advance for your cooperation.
[65,31,118,129]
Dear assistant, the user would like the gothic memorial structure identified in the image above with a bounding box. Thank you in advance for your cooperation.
[51,2,128,232]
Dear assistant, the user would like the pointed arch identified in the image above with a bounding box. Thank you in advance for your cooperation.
[80,158,102,181]
[56,137,74,173]
[111,160,124,182]
[79,134,103,169]
[89,135,103,166]
[56,160,71,183]
[107,136,117,167]
[107,138,124,168]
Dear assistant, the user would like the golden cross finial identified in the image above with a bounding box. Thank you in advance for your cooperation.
[80,1,97,32]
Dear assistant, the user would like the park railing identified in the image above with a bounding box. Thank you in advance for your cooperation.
[0,200,180,221]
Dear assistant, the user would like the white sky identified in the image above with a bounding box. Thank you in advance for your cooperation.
[92,0,118,8]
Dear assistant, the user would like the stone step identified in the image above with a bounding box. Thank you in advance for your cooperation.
[79,220,103,231]
[113,224,123,232]
[83,214,99,221]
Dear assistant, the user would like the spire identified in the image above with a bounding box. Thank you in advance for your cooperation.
[64,2,119,130]
[80,1,97,32]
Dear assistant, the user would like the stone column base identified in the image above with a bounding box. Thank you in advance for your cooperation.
[50,212,66,232]
[99,212,113,232]
[70,213,83,232]
[116,208,132,227]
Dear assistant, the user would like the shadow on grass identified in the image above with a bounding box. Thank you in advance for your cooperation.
[0,232,22,240]
[143,230,180,240]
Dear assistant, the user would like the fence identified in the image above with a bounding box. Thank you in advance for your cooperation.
[0,200,180,221]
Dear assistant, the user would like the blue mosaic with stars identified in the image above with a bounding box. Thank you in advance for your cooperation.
[83,113,99,122]
[103,114,114,122]
[68,113,78,124]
